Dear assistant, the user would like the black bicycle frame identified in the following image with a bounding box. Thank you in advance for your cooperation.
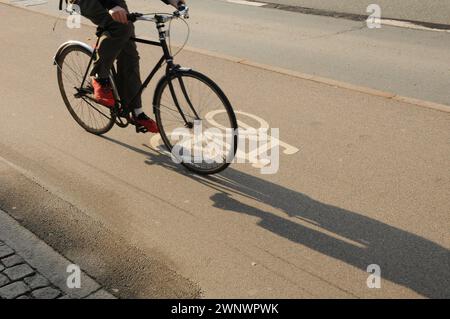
[79,19,196,127]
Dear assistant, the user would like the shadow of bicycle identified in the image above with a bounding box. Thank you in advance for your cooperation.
[101,135,450,298]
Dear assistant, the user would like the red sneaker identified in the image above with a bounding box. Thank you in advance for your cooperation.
[132,113,159,133]
[92,78,115,108]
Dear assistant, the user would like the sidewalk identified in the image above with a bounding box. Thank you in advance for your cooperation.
[0,209,115,299]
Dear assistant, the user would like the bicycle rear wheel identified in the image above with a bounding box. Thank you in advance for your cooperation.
[56,45,116,135]
[154,69,238,175]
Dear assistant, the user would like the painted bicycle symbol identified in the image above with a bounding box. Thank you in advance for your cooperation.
[149,110,300,174]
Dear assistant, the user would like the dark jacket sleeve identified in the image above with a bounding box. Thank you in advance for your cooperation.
[99,0,120,9]
[101,0,171,9]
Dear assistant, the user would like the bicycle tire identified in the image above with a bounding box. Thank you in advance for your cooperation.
[154,69,238,175]
[56,45,116,135]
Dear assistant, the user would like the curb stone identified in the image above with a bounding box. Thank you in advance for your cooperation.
[0,209,115,299]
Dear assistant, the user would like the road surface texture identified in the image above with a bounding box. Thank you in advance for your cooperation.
[0,3,449,298]
[255,0,450,25]
[4,0,450,107]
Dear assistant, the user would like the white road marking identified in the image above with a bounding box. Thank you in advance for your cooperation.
[10,0,47,7]
[381,19,450,33]
[149,110,300,170]
[224,0,449,34]
[226,0,267,7]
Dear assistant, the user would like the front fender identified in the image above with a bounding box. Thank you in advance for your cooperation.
[53,40,94,66]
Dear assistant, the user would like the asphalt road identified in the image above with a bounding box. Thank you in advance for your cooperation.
[258,0,450,25]
[9,0,450,107]
[0,3,449,298]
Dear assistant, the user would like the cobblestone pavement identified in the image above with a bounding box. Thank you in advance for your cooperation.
[0,208,116,300]
[0,240,67,299]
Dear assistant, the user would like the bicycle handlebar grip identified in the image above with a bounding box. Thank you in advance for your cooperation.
[126,13,135,22]
[127,13,141,22]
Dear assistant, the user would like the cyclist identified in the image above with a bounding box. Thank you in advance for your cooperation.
[69,0,185,133]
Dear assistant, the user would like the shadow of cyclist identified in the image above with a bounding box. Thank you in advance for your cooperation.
[101,135,450,298]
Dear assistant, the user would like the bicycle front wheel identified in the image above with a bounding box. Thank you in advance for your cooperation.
[56,45,116,135]
[154,69,238,175]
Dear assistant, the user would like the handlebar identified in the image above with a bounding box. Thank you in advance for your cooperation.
[127,4,189,23]
[175,4,189,17]
[126,13,142,23]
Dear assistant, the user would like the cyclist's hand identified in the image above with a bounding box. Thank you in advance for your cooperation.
[109,6,128,24]
[169,0,186,9]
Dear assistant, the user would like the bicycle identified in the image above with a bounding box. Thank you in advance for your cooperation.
[54,6,238,175]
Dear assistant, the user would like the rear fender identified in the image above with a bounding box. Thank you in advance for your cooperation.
[53,41,120,100]
[53,40,93,66]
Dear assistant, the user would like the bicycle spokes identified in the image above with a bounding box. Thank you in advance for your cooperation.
[155,71,237,174]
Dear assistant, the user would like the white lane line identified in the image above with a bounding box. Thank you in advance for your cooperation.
[224,0,450,33]
[24,1,47,7]
[381,19,450,33]
[226,0,267,7]
[10,0,47,7]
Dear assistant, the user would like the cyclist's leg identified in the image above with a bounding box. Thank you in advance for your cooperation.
[111,0,143,112]
[115,24,143,112]
[74,0,133,79]
[93,22,133,79]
